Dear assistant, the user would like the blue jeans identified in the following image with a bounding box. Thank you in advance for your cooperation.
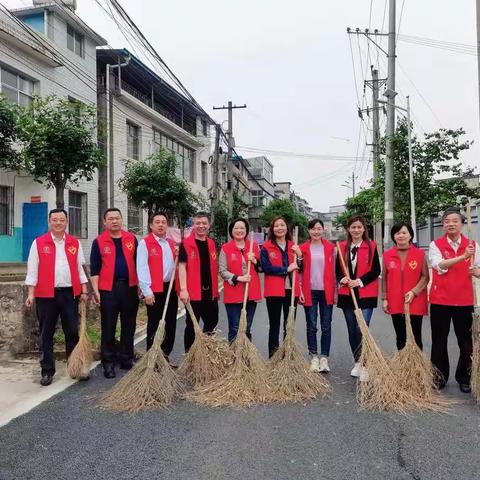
[225,301,257,342]
[304,290,333,356]
[342,307,373,361]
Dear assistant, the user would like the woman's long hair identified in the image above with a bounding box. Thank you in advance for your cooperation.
[344,216,372,266]
[267,216,292,242]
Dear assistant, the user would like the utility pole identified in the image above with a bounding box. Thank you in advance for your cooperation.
[477,0,480,123]
[213,101,247,219]
[342,172,358,197]
[365,67,387,254]
[384,0,397,248]
[210,124,221,227]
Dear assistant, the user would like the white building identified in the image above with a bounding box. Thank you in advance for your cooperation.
[246,156,274,231]
[96,48,212,235]
[0,1,106,262]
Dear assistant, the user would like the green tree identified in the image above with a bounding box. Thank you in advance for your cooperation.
[337,119,479,227]
[0,95,18,165]
[260,198,308,240]
[0,96,104,209]
[118,148,203,226]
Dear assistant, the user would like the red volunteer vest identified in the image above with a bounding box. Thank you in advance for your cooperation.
[337,240,379,299]
[144,233,178,294]
[383,245,428,315]
[182,235,219,301]
[262,240,301,298]
[300,239,335,306]
[222,239,262,303]
[96,230,138,291]
[35,232,82,298]
[430,235,474,306]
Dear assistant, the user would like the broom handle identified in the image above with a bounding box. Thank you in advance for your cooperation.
[160,256,179,324]
[466,204,479,307]
[79,299,87,336]
[242,232,255,310]
[290,226,299,308]
[185,301,203,335]
[336,241,361,311]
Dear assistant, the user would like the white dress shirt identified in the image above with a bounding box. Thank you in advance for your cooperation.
[429,237,480,275]
[137,235,175,297]
[25,233,88,287]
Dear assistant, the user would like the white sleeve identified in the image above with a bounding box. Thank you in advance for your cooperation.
[77,244,88,284]
[428,241,448,275]
[136,239,153,297]
[474,241,480,267]
[25,240,39,286]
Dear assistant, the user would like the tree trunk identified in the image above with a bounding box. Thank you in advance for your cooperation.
[56,181,65,209]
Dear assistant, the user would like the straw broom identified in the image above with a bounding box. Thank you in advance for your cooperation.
[466,204,480,402]
[337,241,437,412]
[268,227,331,403]
[67,300,93,380]
[178,302,233,388]
[390,304,452,411]
[99,259,181,413]
[186,233,274,408]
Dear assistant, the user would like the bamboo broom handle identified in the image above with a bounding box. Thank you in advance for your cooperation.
[160,256,178,324]
[242,232,255,310]
[290,226,299,308]
[466,204,479,307]
[336,241,361,311]
[185,301,203,335]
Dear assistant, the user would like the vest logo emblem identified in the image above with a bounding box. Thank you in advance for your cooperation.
[190,250,196,259]
[211,251,217,261]
[42,246,51,254]
[103,246,111,254]
[408,260,418,270]
[444,250,450,258]
[269,252,277,260]
[150,247,158,256]
[126,241,134,251]
[231,253,238,261]
[67,246,77,255]
[389,260,396,269]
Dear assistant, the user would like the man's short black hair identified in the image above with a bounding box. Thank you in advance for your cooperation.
[442,207,465,224]
[193,212,210,222]
[103,207,123,219]
[149,211,169,224]
[48,208,67,219]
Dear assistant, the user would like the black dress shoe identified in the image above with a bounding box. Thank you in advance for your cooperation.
[103,367,116,379]
[459,383,472,393]
[79,374,90,381]
[120,361,133,371]
[40,373,53,386]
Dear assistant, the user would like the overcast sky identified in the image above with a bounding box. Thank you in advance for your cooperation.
[7,0,479,212]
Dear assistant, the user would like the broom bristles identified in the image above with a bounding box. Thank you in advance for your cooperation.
[269,306,331,403]
[68,302,93,379]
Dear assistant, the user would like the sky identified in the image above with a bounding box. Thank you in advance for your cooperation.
[6,0,479,212]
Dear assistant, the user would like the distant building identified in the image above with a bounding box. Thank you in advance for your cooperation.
[316,204,346,241]
[246,156,274,231]
[274,181,293,201]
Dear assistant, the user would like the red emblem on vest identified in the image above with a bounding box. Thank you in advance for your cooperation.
[444,250,450,258]
[67,245,77,255]
[103,246,111,254]
[409,260,418,270]
[42,246,51,254]
[269,252,277,260]
[190,250,196,259]
[389,260,396,269]
[150,247,158,256]
[211,251,217,261]
[126,241,134,251]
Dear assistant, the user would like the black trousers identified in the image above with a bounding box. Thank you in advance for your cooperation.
[100,280,139,368]
[391,314,423,351]
[266,290,297,358]
[430,304,473,386]
[184,295,219,351]
[146,285,178,356]
[36,288,79,376]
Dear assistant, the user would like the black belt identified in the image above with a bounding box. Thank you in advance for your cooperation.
[54,286,73,291]
[114,278,128,283]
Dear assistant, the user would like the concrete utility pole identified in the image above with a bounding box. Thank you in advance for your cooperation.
[212,101,246,219]
[384,0,397,248]
[342,172,358,197]
[210,124,221,227]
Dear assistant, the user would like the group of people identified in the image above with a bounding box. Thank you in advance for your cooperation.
[25,206,480,395]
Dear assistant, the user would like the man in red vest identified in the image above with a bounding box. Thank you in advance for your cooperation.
[25,208,88,386]
[90,208,139,378]
[178,212,219,351]
[429,207,480,393]
[137,212,178,360]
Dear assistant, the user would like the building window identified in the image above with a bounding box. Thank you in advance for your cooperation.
[189,151,196,183]
[0,185,14,236]
[68,191,87,238]
[0,67,34,106]
[201,119,207,136]
[201,161,208,188]
[251,190,264,207]
[126,122,140,160]
[67,24,84,57]
[127,201,143,235]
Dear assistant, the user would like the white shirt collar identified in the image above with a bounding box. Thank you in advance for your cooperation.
[50,232,66,242]
[153,233,168,243]
[351,240,362,250]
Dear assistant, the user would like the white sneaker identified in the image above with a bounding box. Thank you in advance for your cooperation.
[350,362,361,377]
[359,366,369,382]
[310,355,320,372]
[319,357,330,373]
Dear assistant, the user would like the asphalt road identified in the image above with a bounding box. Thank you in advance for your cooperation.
[1,298,480,480]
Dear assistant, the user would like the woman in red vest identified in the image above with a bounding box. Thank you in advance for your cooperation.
[260,216,302,357]
[336,216,380,379]
[219,218,261,342]
[299,218,335,373]
[382,223,428,351]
